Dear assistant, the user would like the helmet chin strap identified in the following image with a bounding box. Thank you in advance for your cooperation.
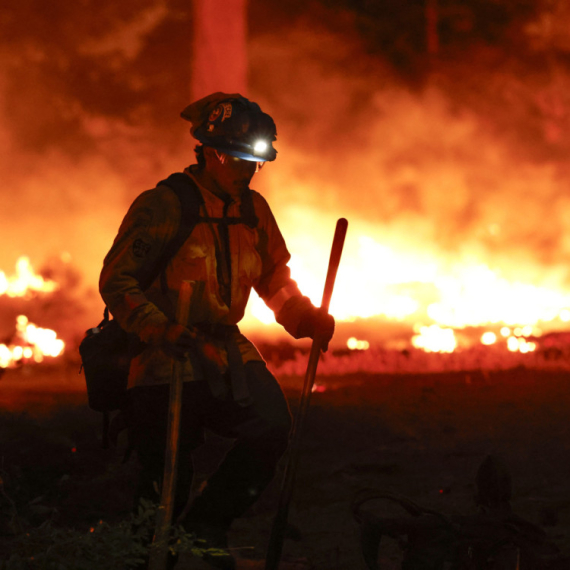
[214,149,227,165]
[215,148,265,173]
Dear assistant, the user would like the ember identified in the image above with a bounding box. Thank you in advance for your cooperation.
[480,331,496,345]
[411,325,457,354]
[347,337,370,351]
[506,335,536,354]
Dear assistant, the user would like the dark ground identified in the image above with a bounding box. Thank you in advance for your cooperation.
[1,364,569,569]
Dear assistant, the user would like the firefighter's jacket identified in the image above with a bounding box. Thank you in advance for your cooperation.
[100,168,313,389]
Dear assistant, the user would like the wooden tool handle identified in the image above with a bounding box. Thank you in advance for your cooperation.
[265,218,348,570]
[148,281,193,570]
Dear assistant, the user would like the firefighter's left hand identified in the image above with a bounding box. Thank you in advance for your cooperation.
[297,308,335,352]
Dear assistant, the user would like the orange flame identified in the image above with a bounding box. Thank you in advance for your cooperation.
[0,315,65,369]
[412,325,457,353]
[0,257,58,297]
[245,220,563,354]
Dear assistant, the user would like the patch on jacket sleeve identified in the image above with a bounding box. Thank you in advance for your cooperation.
[132,238,152,258]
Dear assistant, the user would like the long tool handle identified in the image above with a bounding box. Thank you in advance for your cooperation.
[265,218,348,570]
[148,281,193,570]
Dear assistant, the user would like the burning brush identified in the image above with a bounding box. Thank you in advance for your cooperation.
[0,257,66,375]
[0,315,65,370]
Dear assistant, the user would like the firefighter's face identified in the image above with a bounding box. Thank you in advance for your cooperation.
[204,148,260,196]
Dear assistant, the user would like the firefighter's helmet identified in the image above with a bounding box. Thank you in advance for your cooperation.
[181,92,277,162]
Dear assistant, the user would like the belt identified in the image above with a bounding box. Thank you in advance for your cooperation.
[194,323,252,407]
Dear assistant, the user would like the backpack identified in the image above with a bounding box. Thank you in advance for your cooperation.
[79,173,205,417]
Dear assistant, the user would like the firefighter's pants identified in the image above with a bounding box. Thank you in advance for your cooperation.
[125,361,292,529]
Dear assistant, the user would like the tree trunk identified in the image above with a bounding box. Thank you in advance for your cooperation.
[191,0,248,100]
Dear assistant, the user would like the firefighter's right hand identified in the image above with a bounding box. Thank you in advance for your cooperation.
[159,324,225,369]
[160,323,197,360]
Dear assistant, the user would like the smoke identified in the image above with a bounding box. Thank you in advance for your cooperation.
[77,3,170,62]
[2,1,570,338]
[0,0,194,330]
[248,12,570,290]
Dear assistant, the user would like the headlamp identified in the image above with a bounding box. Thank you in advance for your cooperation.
[253,140,268,155]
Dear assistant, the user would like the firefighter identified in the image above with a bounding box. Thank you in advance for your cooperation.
[99,92,335,569]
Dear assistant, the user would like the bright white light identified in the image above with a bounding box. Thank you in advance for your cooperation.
[481,331,497,345]
[347,337,370,350]
[248,293,276,324]
[522,325,534,337]
[507,336,519,352]
[506,336,536,353]
[412,325,457,353]
[253,140,268,154]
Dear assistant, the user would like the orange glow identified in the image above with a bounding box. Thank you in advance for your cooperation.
[7,4,570,370]
[244,220,570,338]
[0,257,58,298]
[241,214,570,354]
[0,315,65,369]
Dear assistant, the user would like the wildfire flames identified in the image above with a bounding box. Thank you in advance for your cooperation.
[0,258,65,369]
[5,1,570,367]
[0,315,65,369]
[247,228,570,354]
[0,257,59,298]
[0,245,563,365]
[3,248,558,363]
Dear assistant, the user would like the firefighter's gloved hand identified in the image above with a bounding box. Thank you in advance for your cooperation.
[297,308,335,352]
[160,323,197,360]
[159,323,225,369]
[199,339,226,370]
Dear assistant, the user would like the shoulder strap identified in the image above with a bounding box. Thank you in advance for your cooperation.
[101,174,260,323]
[237,190,258,228]
[101,173,203,321]
[134,171,258,296]
[199,190,258,229]
[153,172,204,294]
[156,172,204,264]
